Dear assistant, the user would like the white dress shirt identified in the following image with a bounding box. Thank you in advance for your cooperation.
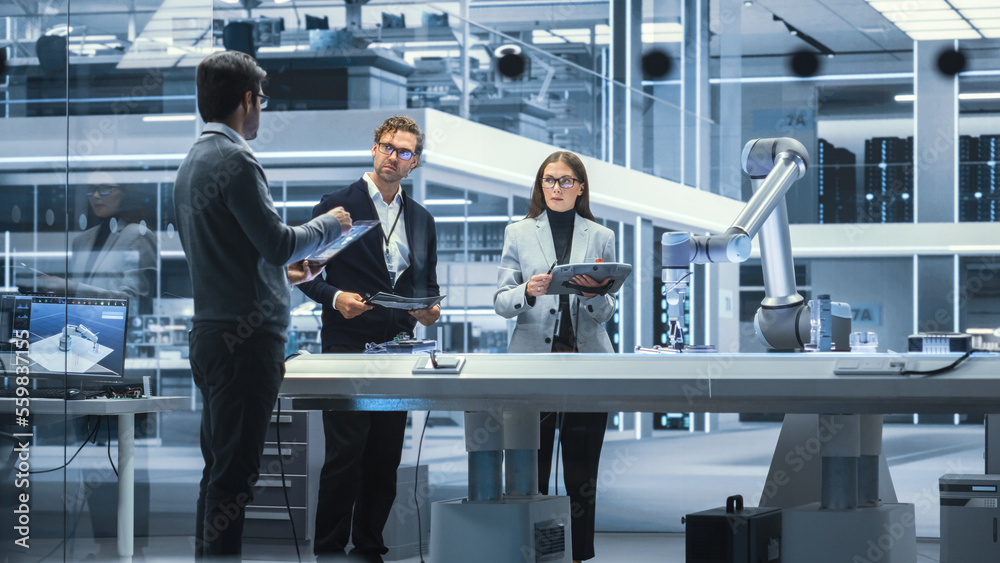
[364,172,411,282]
[331,174,412,309]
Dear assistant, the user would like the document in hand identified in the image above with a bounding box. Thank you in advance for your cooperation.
[306,220,380,265]
[547,262,632,295]
[364,292,446,310]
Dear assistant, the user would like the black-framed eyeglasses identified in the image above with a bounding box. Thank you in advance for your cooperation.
[254,92,269,109]
[376,142,415,161]
[86,186,118,197]
[540,176,581,190]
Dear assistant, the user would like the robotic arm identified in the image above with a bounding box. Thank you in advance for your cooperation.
[661,137,850,351]
[59,323,99,352]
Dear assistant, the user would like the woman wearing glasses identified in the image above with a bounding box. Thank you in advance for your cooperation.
[66,173,157,314]
[494,150,616,563]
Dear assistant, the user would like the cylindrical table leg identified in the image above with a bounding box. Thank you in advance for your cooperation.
[820,414,859,510]
[858,414,884,506]
[503,411,540,498]
[117,413,135,557]
[465,411,504,501]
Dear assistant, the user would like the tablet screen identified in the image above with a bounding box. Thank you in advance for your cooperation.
[306,220,379,264]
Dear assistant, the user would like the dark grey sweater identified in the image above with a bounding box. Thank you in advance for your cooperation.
[173,126,341,340]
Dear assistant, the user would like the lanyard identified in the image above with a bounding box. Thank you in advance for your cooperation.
[381,200,404,278]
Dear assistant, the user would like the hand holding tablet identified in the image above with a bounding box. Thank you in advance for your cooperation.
[546,262,632,295]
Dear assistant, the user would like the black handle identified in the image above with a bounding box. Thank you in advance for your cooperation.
[726,494,744,513]
[561,279,614,295]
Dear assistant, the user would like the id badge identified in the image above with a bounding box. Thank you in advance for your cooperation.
[387,260,397,286]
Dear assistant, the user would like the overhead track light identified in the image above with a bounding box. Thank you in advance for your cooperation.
[772,15,835,57]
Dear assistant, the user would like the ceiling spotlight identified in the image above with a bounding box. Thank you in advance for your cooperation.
[44,24,74,36]
[641,49,673,80]
[744,0,753,6]
[493,44,521,59]
[790,29,798,36]
[937,48,966,76]
[790,50,820,77]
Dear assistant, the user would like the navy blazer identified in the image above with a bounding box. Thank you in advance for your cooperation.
[298,178,440,350]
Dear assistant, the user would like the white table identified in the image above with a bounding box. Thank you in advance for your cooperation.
[2,396,187,558]
[280,352,1000,414]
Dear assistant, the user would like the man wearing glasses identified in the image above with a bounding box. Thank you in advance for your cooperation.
[298,116,441,562]
[173,51,351,559]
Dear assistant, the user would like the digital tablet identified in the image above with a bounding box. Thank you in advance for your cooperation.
[547,262,632,295]
[306,220,379,265]
[364,292,446,310]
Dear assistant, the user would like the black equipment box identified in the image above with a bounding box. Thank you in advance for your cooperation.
[907,332,972,353]
[685,495,781,563]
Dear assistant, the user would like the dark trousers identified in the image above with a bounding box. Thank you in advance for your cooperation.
[538,412,608,562]
[190,326,285,559]
[314,345,407,562]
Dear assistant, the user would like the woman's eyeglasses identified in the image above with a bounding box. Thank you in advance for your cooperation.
[540,176,581,190]
[86,187,119,197]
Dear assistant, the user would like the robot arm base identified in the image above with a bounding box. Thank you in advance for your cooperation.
[754,303,810,350]
[754,301,854,351]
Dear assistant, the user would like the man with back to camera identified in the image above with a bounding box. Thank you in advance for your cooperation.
[298,116,440,562]
[173,50,352,559]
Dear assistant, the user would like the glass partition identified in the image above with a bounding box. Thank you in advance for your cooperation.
[2,1,74,556]
[2,0,999,558]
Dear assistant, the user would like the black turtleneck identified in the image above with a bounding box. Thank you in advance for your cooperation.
[546,207,575,265]
[546,207,577,352]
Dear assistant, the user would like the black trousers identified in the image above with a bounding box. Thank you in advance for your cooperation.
[190,326,285,559]
[314,345,407,562]
[538,411,608,562]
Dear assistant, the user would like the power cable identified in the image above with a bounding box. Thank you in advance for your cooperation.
[414,411,431,563]
[30,416,100,474]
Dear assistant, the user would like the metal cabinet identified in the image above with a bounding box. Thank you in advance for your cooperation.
[245,408,324,542]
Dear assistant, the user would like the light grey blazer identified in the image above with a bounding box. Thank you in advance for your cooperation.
[494,212,617,354]
[69,218,157,312]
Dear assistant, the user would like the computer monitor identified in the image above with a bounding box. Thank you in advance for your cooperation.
[382,13,406,29]
[422,12,449,28]
[0,294,129,381]
[35,35,67,75]
[305,14,329,30]
[254,17,283,46]
[223,21,256,57]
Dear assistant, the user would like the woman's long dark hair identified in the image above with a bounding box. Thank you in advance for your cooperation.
[525,151,595,221]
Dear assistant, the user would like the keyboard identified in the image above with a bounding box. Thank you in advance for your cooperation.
[0,387,85,399]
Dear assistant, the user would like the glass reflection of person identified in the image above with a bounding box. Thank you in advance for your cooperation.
[31,174,158,315]
[493,151,615,563]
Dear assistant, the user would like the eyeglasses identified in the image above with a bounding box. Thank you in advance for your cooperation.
[376,142,415,161]
[540,176,581,190]
[254,92,269,109]
[86,186,118,197]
